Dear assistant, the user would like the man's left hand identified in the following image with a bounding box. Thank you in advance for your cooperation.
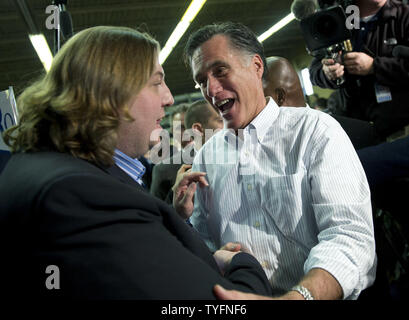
[172,164,208,219]
[343,52,374,76]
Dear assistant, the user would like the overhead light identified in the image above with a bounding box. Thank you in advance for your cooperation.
[301,68,314,96]
[159,0,207,64]
[258,12,295,42]
[29,34,53,72]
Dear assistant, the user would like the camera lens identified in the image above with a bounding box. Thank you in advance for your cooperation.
[299,5,351,52]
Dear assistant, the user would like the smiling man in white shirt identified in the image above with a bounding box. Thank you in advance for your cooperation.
[180,22,377,300]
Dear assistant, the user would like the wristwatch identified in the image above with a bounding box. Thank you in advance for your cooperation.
[291,285,314,300]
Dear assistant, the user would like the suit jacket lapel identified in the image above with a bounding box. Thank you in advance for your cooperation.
[98,161,219,272]
[104,164,147,192]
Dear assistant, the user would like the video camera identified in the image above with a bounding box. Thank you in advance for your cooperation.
[292,0,355,85]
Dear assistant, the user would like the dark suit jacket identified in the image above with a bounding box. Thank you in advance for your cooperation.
[150,149,195,204]
[0,151,272,299]
[0,150,11,174]
[138,155,154,190]
[150,164,180,204]
[331,115,377,150]
[357,136,409,231]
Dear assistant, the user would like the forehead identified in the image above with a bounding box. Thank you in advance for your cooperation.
[191,35,237,77]
[152,59,164,77]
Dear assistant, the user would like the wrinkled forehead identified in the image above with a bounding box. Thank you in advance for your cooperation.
[190,35,235,76]
[191,36,250,81]
[191,47,206,78]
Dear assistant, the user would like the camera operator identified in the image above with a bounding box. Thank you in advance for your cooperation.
[309,0,409,142]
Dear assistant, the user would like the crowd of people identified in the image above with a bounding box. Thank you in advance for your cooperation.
[0,0,408,300]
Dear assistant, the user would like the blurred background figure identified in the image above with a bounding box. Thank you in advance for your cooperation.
[312,97,328,112]
[151,99,223,203]
[309,0,409,142]
[263,56,306,107]
[170,103,190,153]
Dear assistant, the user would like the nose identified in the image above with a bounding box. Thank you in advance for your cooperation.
[206,76,222,99]
[163,83,174,108]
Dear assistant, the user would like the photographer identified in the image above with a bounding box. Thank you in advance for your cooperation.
[309,0,409,142]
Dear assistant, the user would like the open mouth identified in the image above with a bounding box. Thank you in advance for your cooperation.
[156,116,165,125]
[215,98,235,115]
[157,114,165,122]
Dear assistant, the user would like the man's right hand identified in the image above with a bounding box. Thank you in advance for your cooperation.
[213,284,273,300]
[321,58,344,81]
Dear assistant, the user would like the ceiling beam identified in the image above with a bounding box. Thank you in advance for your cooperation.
[13,0,40,34]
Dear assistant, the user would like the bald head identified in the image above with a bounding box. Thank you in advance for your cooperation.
[263,56,306,107]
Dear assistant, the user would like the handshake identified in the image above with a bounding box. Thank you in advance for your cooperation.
[321,51,374,82]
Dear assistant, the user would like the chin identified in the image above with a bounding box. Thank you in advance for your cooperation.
[225,119,241,130]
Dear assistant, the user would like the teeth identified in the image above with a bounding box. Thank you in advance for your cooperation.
[215,99,230,108]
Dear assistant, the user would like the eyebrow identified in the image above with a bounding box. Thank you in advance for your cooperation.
[153,71,165,79]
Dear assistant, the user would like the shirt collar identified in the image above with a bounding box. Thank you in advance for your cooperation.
[248,97,279,142]
[223,97,279,143]
[113,149,146,185]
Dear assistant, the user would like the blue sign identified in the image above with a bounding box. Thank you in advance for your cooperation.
[0,87,18,151]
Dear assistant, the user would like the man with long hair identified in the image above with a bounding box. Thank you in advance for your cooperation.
[0,26,272,299]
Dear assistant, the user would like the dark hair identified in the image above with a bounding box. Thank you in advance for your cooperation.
[184,22,268,81]
[316,97,328,108]
[184,100,213,129]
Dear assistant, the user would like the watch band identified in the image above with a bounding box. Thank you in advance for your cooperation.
[291,285,314,300]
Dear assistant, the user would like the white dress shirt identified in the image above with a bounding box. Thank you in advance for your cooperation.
[191,98,376,299]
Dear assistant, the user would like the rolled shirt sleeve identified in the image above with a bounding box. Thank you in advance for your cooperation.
[305,116,376,299]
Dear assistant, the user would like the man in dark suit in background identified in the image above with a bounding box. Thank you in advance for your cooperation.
[0,150,10,173]
[0,26,272,299]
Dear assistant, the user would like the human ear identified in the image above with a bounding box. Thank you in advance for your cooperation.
[252,54,264,79]
[192,123,204,135]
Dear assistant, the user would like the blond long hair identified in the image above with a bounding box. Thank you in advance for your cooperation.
[3,26,159,166]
